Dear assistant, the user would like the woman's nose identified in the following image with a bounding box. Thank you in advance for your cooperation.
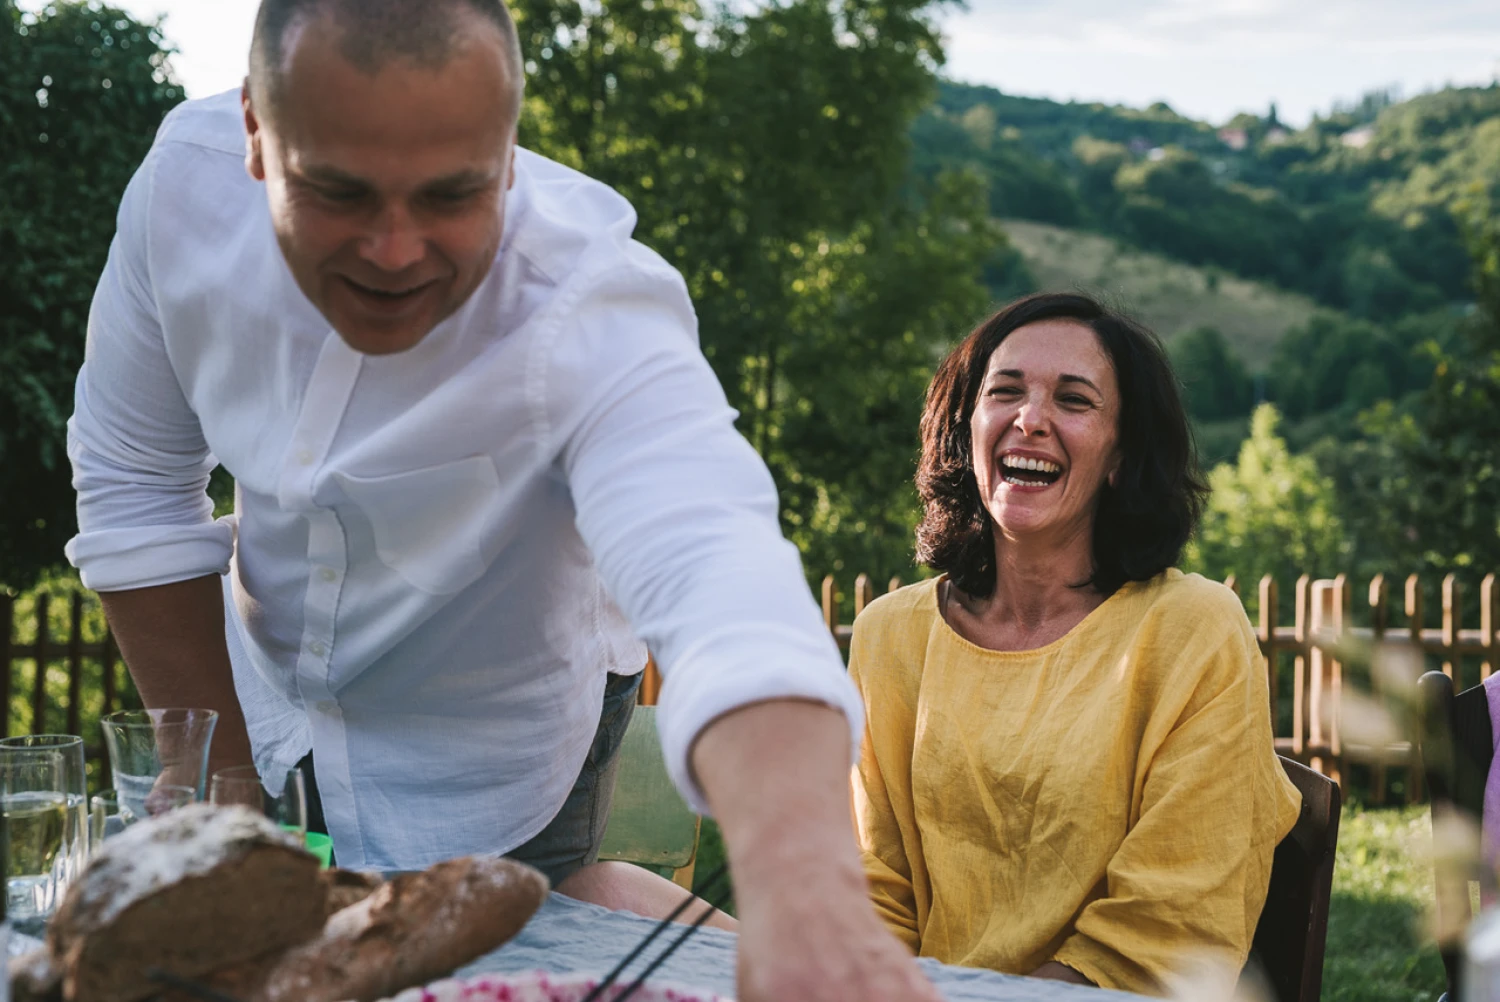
[1014,396,1051,436]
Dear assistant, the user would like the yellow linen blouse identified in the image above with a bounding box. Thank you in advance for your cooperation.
[849,570,1302,995]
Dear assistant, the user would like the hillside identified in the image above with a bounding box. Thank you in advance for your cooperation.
[1002,219,1319,369]
[918,80,1500,323]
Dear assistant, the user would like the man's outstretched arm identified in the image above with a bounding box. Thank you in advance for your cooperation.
[693,700,942,1002]
[99,576,254,775]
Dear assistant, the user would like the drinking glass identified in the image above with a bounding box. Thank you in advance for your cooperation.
[88,786,194,845]
[100,709,218,818]
[0,736,87,889]
[0,748,66,924]
[210,766,307,835]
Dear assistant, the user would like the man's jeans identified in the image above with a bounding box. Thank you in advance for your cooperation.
[299,671,642,885]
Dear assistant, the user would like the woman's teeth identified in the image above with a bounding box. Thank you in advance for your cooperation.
[1000,456,1062,486]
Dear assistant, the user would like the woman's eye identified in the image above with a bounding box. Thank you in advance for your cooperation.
[989,385,1021,396]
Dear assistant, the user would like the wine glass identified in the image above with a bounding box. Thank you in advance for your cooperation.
[210,766,307,835]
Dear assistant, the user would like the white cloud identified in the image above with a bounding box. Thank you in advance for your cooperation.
[940,0,1500,123]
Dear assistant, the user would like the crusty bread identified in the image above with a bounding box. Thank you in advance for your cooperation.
[9,948,61,1002]
[189,856,549,1002]
[320,867,385,917]
[47,804,326,1002]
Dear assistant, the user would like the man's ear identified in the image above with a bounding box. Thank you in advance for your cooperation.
[243,79,267,182]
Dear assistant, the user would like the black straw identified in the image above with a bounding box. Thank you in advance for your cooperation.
[612,879,736,1002]
[577,862,731,1002]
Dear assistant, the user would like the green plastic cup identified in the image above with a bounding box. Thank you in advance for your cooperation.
[304,831,333,869]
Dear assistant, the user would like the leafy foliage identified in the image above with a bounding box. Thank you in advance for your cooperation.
[0,1,185,590]
[512,0,998,585]
[1184,404,1347,598]
[1168,326,1252,422]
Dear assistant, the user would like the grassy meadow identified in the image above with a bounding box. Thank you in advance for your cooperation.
[1002,219,1322,370]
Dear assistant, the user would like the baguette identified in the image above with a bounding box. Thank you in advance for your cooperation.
[320,867,386,917]
[252,856,548,1002]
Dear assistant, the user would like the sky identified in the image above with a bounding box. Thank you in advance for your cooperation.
[24,0,1500,126]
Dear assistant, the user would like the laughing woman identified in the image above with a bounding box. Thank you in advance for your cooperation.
[849,293,1301,996]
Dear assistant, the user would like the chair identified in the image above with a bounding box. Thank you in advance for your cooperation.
[1416,669,1494,1001]
[1246,755,1342,1002]
[597,705,702,888]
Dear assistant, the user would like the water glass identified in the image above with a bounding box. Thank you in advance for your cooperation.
[0,736,87,889]
[210,766,307,835]
[100,708,218,818]
[88,785,194,845]
[0,748,66,923]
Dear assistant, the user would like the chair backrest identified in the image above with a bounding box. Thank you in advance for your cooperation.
[1247,755,1341,1002]
[1416,669,1494,1000]
[597,705,701,880]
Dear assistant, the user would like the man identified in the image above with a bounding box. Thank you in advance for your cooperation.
[66,1,938,999]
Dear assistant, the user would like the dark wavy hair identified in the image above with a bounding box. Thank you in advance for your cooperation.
[915,292,1208,598]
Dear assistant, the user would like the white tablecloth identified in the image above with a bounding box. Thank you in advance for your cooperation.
[460,893,1146,1001]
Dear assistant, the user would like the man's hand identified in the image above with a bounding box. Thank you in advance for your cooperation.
[692,700,942,1002]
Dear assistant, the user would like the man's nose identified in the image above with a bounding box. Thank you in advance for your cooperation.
[359,204,426,272]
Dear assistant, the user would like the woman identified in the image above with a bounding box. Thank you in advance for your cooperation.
[850,293,1301,996]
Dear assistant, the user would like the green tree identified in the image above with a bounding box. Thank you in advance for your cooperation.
[1168,326,1252,421]
[1380,202,1500,574]
[512,0,995,586]
[1185,404,1347,608]
[0,2,186,591]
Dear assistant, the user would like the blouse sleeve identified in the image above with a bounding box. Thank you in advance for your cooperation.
[1052,615,1302,993]
[848,621,922,952]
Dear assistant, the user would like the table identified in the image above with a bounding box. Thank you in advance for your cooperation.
[460,893,1146,1001]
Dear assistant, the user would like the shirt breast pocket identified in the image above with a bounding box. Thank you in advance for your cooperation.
[332,457,502,595]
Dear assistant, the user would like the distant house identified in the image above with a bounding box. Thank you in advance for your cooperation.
[1340,126,1375,149]
[1218,127,1249,151]
[1264,126,1290,146]
[1147,147,1166,162]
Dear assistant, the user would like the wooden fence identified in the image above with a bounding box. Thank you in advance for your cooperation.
[0,590,132,778]
[9,571,1497,802]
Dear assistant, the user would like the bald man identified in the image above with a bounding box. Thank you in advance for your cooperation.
[65,1,938,1000]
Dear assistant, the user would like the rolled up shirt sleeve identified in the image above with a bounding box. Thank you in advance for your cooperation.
[65,146,232,591]
[547,261,863,814]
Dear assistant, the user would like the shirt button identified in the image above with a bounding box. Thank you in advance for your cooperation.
[318,567,338,582]
[308,640,327,657]
[314,700,337,715]
[296,449,314,465]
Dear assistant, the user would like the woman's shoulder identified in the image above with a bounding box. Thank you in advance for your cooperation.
[853,576,942,636]
[1123,568,1248,624]
[847,577,942,683]
[1106,569,1256,665]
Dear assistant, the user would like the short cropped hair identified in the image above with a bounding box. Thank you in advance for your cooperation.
[248,0,524,123]
[915,292,1208,598]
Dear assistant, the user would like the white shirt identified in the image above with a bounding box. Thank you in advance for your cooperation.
[66,90,862,870]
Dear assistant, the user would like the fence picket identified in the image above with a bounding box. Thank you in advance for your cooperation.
[67,593,84,738]
[31,593,50,735]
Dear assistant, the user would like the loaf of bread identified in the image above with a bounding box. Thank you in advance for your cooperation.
[320,867,385,916]
[9,948,61,1002]
[47,804,327,1002]
[208,855,549,1002]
